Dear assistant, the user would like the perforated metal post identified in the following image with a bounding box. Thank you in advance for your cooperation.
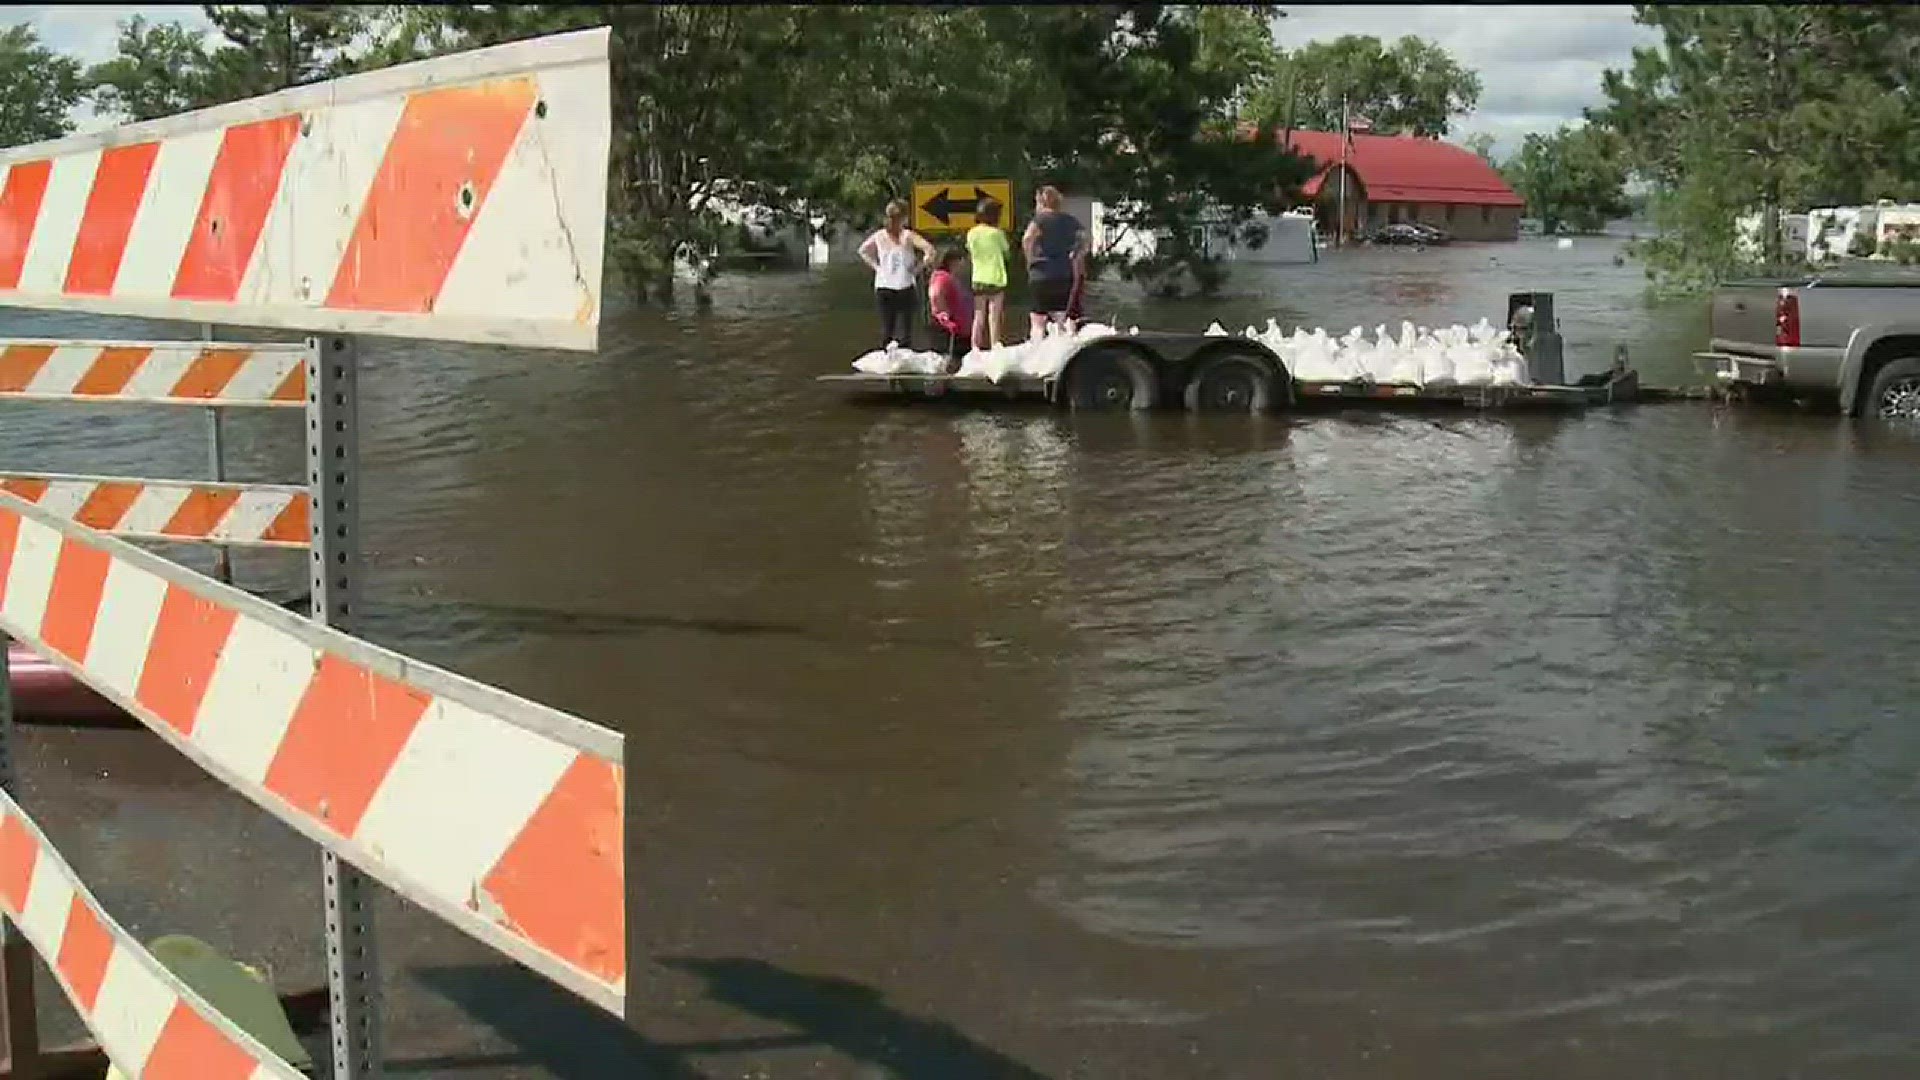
[204,324,233,586]
[307,335,382,1079]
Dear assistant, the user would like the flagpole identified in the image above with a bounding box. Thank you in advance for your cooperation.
[1338,93,1349,248]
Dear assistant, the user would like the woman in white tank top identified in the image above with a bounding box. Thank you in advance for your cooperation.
[860,200,936,348]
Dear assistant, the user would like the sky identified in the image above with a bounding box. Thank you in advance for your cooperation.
[5,4,1660,155]
[1269,5,1661,155]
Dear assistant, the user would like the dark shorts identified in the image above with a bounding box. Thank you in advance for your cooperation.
[973,283,1005,296]
[1031,275,1072,315]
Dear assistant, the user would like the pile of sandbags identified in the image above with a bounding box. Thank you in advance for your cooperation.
[851,323,1128,382]
[1217,318,1531,386]
[849,317,1532,387]
[952,321,1124,383]
[852,341,949,376]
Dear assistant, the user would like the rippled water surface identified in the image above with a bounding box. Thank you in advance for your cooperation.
[10,236,1920,1077]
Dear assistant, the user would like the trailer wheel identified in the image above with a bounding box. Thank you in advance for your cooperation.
[1065,348,1158,411]
[1184,354,1275,412]
[1868,357,1920,420]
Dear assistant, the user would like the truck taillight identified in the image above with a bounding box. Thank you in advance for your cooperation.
[1775,289,1800,348]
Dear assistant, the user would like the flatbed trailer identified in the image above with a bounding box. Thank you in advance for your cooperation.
[818,367,1645,412]
[820,292,1667,414]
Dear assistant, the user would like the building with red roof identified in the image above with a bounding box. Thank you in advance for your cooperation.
[1278,129,1525,242]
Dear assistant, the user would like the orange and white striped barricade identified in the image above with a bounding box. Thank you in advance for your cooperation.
[0,474,308,549]
[0,338,314,580]
[0,336,315,578]
[0,340,307,408]
[0,31,609,352]
[0,791,306,1078]
[0,25,615,1078]
[0,487,625,1011]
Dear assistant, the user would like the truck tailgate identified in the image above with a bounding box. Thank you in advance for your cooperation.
[1709,283,1788,357]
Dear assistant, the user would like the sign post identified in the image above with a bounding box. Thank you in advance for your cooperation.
[203,325,234,586]
[307,335,382,1079]
[912,180,1016,235]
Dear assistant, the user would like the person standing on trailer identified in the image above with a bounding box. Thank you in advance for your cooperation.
[1023,184,1087,338]
[927,246,974,372]
[966,198,1012,349]
[860,200,936,348]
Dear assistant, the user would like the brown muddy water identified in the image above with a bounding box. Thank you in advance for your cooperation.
[8,235,1920,1078]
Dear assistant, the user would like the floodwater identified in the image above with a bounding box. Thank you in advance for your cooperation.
[9,235,1920,1078]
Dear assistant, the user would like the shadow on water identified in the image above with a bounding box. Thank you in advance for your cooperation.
[386,597,808,640]
[661,957,1052,1080]
[410,960,1049,1079]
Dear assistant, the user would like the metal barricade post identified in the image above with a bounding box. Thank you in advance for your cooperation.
[309,335,383,1078]
[204,324,233,587]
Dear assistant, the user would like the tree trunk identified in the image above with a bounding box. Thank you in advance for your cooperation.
[1762,190,1782,267]
[1761,24,1785,267]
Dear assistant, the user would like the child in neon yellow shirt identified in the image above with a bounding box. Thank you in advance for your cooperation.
[966,199,1011,349]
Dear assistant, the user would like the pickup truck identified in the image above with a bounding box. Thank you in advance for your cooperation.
[1692,272,1920,417]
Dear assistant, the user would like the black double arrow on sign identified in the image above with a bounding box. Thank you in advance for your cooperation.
[918,186,980,226]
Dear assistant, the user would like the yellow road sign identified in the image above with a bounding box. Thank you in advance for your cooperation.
[913,180,1015,234]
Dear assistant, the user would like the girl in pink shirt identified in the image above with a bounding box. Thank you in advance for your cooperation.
[927,247,974,372]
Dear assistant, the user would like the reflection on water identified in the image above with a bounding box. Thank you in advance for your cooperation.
[5,237,1917,1076]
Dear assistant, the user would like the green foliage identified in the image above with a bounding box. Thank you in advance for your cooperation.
[88,6,378,124]
[87,17,215,122]
[200,5,368,94]
[1628,143,1753,294]
[1193,6,1285,121]
[1594,4,1920,291]
[1461,133,1497,163]
[1246,34,1481,136]
[0,24,84,149]
[1501,125,1631,236]
[1045,6,1313,297]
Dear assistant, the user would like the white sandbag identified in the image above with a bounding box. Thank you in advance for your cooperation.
[853,341,951,375]
[1288,332,1344,382]
[1447,341,1494,384]
[956,343,1014,381]
[975,345,1020,383]
[1381,338,1425,385]
[1414,338,1455,384]
[1488,342,1531,386]
[1020,327,1078,379]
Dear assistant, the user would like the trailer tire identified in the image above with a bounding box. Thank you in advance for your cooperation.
[1065,348,1159,411]
[1184,354,1276,412]
[1866,357,1920,420]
